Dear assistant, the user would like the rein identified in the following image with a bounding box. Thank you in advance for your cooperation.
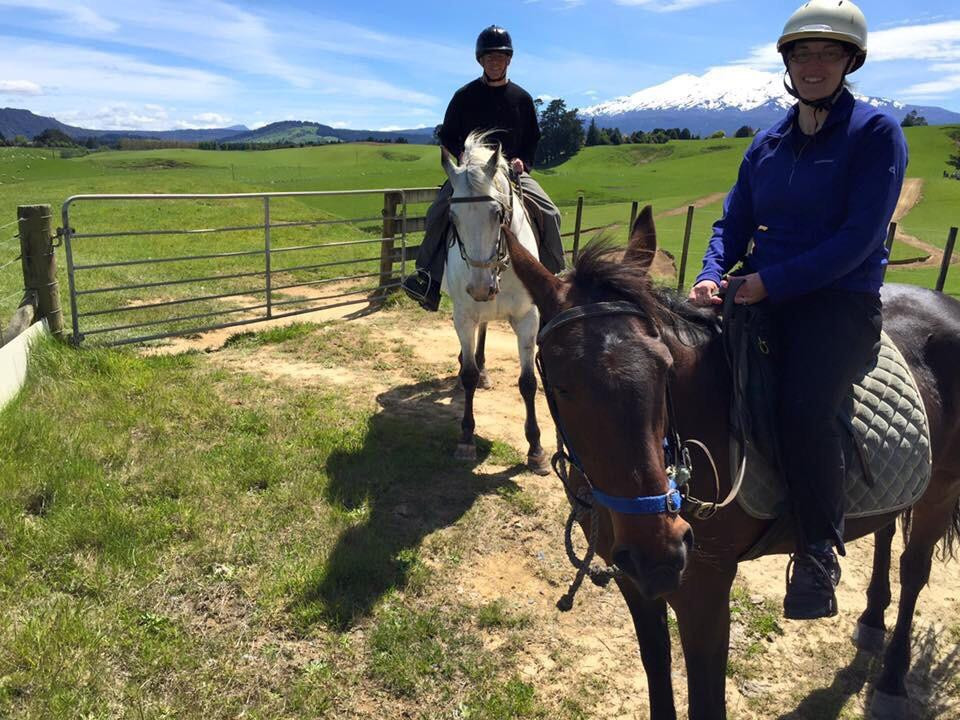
[536,300,744,609]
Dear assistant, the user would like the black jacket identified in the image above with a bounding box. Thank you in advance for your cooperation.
[438,78,540,169]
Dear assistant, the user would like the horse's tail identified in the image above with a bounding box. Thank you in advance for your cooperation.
[899,498,960,561]
[943,499,960,561]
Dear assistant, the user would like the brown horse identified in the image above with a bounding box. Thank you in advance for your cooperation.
[504,207,960,720]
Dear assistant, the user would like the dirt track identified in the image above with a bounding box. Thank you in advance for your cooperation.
[147,187,960,717]
[888,178,956,269]
[161,296,960,719]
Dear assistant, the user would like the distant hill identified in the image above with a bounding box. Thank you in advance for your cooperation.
[0,107,250,143]
[581,67,960,136]
[0,108,435,146]
[225,121,435,145]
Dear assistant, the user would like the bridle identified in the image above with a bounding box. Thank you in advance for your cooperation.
[536,299,744,610]
[536,301,691,516]
[448,180,515,289]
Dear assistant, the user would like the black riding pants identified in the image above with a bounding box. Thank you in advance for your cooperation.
[413,176,565,281]
[771,289,882,554]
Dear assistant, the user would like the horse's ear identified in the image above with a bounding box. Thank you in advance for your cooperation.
[624,205,657,272]
[441,146,457,178]
[503,224,563,318]
[483,145,500,180]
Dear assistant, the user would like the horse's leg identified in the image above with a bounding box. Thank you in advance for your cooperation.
[511,309,549,475]
[870,488,959,718]
[853,520,896,655]
[670,562,737,720]
[454,314,480,461]
[476,322,491,389]
[616,580,678,720]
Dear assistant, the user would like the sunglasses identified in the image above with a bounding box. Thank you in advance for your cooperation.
[788,48,850,64]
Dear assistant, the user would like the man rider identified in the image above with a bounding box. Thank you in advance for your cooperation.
[401,25,565,311]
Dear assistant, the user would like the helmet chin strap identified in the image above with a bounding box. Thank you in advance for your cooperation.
[482,70,507,84]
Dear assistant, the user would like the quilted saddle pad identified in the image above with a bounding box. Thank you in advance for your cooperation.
[735,331,932,520]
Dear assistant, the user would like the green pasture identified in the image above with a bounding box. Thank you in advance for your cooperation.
[0,327,571,718]
[3,128,960,717]
[1,126,959,343]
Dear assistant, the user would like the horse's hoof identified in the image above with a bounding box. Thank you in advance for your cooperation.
[478,371,492,389]
[528,451,551,476]
[455,443,477,461]
[869,689,909,720]
[852,622,886,655]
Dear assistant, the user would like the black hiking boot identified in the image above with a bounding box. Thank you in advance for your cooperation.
[401,271,441,312]
[783,548,841,620]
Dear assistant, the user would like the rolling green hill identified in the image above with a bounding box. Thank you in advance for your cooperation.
[0,125,958,342]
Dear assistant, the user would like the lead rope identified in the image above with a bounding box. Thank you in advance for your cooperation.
[553,427,621,612]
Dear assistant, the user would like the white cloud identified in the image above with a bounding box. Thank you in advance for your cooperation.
[59,103,171,131]
[727,20,960,101]
[0,39,235,101]
[900,70,960,98]
[537,94,555,103]
[191,112,233,127]
[870,20,960,63]
[0,0,119,33]
[583,89,599,97]
[0,80,42,95]
[614,0,729,12]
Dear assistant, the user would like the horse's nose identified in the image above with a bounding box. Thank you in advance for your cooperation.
[612,534,690,599]
[466,282,496,302]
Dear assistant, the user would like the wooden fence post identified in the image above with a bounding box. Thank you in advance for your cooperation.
[18,204,63,339]
[935,227,957,293]
[378,191,403,296]
[571,194,584,264]
[628,201,638,236]
[677,205,695,292]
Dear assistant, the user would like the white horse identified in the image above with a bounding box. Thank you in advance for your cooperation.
[440,131,550,474]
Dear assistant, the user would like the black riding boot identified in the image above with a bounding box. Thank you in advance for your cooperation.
[784,543,841,619]
[401,269,441,312]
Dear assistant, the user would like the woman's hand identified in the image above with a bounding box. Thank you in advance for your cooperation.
[733,273,768,305]
[509,158,525,175]
[689,280,722,306]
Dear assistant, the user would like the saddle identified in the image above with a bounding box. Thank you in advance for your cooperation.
[720,279,932,524]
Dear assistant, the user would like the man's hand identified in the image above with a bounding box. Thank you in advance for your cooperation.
[688,280,722,306]
[733,273,768,305]
[509,158,525,175]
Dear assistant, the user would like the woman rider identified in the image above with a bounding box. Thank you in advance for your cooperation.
[688,0,908,619]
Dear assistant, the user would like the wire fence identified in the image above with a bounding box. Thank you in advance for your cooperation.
[0,219,23,341]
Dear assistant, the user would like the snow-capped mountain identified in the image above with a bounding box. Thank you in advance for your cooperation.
[580,66,960,135]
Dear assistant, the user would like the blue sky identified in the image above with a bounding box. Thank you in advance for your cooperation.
[0,0,958,131]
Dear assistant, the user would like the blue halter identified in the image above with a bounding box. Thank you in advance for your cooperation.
[536,301,690,516]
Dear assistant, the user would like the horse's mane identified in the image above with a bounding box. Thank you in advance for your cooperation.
[570,239,719,344]
[460,130,511,207]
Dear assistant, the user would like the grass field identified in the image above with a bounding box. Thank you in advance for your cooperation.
[3,309,958,719]
[1,125,959,343]
[3,128,960,717]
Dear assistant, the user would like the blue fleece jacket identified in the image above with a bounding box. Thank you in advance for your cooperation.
[696,89,908,303]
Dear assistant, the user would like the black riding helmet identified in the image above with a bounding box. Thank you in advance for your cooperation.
[476,25,513,60]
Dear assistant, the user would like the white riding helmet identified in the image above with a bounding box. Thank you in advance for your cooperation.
[777,0,867,73]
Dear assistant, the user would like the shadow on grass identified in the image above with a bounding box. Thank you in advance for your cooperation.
[295,374,527,632]
[778,624,960,719]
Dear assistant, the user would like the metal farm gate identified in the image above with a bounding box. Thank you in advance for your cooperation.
[60,188,437,346]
